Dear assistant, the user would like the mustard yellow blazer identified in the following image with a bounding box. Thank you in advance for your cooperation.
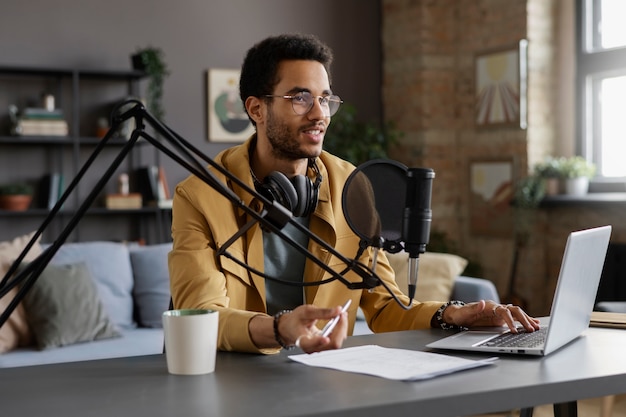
[168,137,442,353]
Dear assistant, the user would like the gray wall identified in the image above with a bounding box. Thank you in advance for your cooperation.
[1,0,382,187]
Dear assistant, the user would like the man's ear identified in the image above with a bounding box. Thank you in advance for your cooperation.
[245,96,264,125]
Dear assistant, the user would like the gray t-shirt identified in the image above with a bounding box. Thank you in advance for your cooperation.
[263,216,310,315]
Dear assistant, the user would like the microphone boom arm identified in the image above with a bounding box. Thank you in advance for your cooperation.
[1,100,407,329]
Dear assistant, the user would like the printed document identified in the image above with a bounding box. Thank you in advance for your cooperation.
[289,345,498,381]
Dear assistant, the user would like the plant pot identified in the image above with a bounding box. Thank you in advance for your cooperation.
[544,178,560,196]
[131,53,145,71]
[564,177,589,196]
[0,194,33,211]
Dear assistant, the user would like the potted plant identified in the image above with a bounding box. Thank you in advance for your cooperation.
[0,183,34,211]
[533,157,563,196]
[323,103,401,166]
[131,47,170,121]
[559,156,596,196]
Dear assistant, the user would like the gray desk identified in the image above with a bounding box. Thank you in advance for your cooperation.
[2,327,626,417]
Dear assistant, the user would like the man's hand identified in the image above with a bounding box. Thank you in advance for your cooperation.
[443,300,541,333]
[278,304,348,353]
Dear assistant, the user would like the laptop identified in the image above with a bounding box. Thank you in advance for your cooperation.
[426,225,612,356]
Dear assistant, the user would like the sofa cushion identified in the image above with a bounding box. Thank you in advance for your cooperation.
[0,231,41,353]
[0,328,163,368]
[46,241,135,329]
[130,243,172,328]
[21,262,120,349]
[386,251,468,301]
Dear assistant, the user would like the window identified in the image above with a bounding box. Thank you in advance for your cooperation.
[578,0,626,179]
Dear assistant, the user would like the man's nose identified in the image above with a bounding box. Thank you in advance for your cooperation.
[307,97,328,120]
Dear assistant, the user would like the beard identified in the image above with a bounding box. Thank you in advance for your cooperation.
[266,109,321,160]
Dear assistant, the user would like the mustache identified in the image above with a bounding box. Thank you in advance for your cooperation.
[301,121,326,131]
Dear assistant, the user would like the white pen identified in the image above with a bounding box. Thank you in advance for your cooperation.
[321,299,352,337]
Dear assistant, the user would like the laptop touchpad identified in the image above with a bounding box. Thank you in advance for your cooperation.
[440,331,504,347]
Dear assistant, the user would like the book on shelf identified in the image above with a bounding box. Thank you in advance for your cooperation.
[134,165,171,208]
[21,107,65,119]
[158,166,171,200]
[105,193,143,210]
[37,173,64,210]
[13,118,69,136]
[134,166,158,204]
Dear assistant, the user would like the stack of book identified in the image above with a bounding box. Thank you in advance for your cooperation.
[13,107,69,136]
[105,193,143,210]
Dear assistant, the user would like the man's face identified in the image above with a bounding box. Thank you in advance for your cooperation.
[264,60,332,161]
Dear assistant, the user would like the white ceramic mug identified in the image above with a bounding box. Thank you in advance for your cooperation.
[162,309,219,375]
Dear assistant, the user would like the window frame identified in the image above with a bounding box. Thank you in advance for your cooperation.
[576,0,626,181]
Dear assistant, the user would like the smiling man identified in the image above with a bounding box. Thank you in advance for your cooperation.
[168,33,539,356]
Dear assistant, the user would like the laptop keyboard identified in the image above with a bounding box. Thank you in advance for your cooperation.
[478,327,548,348]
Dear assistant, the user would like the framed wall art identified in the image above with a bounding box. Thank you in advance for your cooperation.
[469,158,515,237]
[206,68,254,142]
[475,39,527,129]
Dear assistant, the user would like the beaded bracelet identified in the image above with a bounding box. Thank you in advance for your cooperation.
[273,309,296,350]
[435,300,466,330]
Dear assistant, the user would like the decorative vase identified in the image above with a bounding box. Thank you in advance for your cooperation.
[564,177,589,196]
[0,195,33,211]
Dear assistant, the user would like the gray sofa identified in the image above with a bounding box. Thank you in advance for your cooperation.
[0,241,498,368]
[0,241,171,368]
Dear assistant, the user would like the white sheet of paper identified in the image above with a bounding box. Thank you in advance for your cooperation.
[289,345,498,381]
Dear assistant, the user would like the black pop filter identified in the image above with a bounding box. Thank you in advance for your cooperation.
[342,159,408,253]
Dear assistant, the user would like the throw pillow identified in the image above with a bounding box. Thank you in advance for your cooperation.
[0,231,42,353]
[386,251,468,301]
[21,262,120,350]
[44,241,136,329]
[130,243,172,328]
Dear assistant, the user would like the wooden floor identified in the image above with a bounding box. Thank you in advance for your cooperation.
[471,395,626,417]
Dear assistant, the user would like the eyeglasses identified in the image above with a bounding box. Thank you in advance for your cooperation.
[264,91,343,117]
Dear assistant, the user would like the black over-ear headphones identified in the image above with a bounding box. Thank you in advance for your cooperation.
[255,159,322,217]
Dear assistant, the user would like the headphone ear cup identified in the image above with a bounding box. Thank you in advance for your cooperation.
[262,171,299,214]
[309,177,319,215]
[290,175,311,217]
[257,168,320,217]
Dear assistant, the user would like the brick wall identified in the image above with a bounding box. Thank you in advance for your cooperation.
[380,0,587,315]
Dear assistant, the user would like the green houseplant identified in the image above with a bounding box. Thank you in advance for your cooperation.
[533,157,563,195]
[534,157,563,179]
[559,156,596,196]
[323,103,401,166]
[0,183,34,211]
[132,47,170,121]
[559,156,596,179]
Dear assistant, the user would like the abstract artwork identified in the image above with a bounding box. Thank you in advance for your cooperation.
[475,40,527,129]
[207,69,254,142]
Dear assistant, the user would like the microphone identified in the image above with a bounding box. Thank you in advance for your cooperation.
[402,168,435,302]
[342,160,435,305]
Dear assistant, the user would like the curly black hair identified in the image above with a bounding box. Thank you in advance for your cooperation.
[239,33,334,124]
